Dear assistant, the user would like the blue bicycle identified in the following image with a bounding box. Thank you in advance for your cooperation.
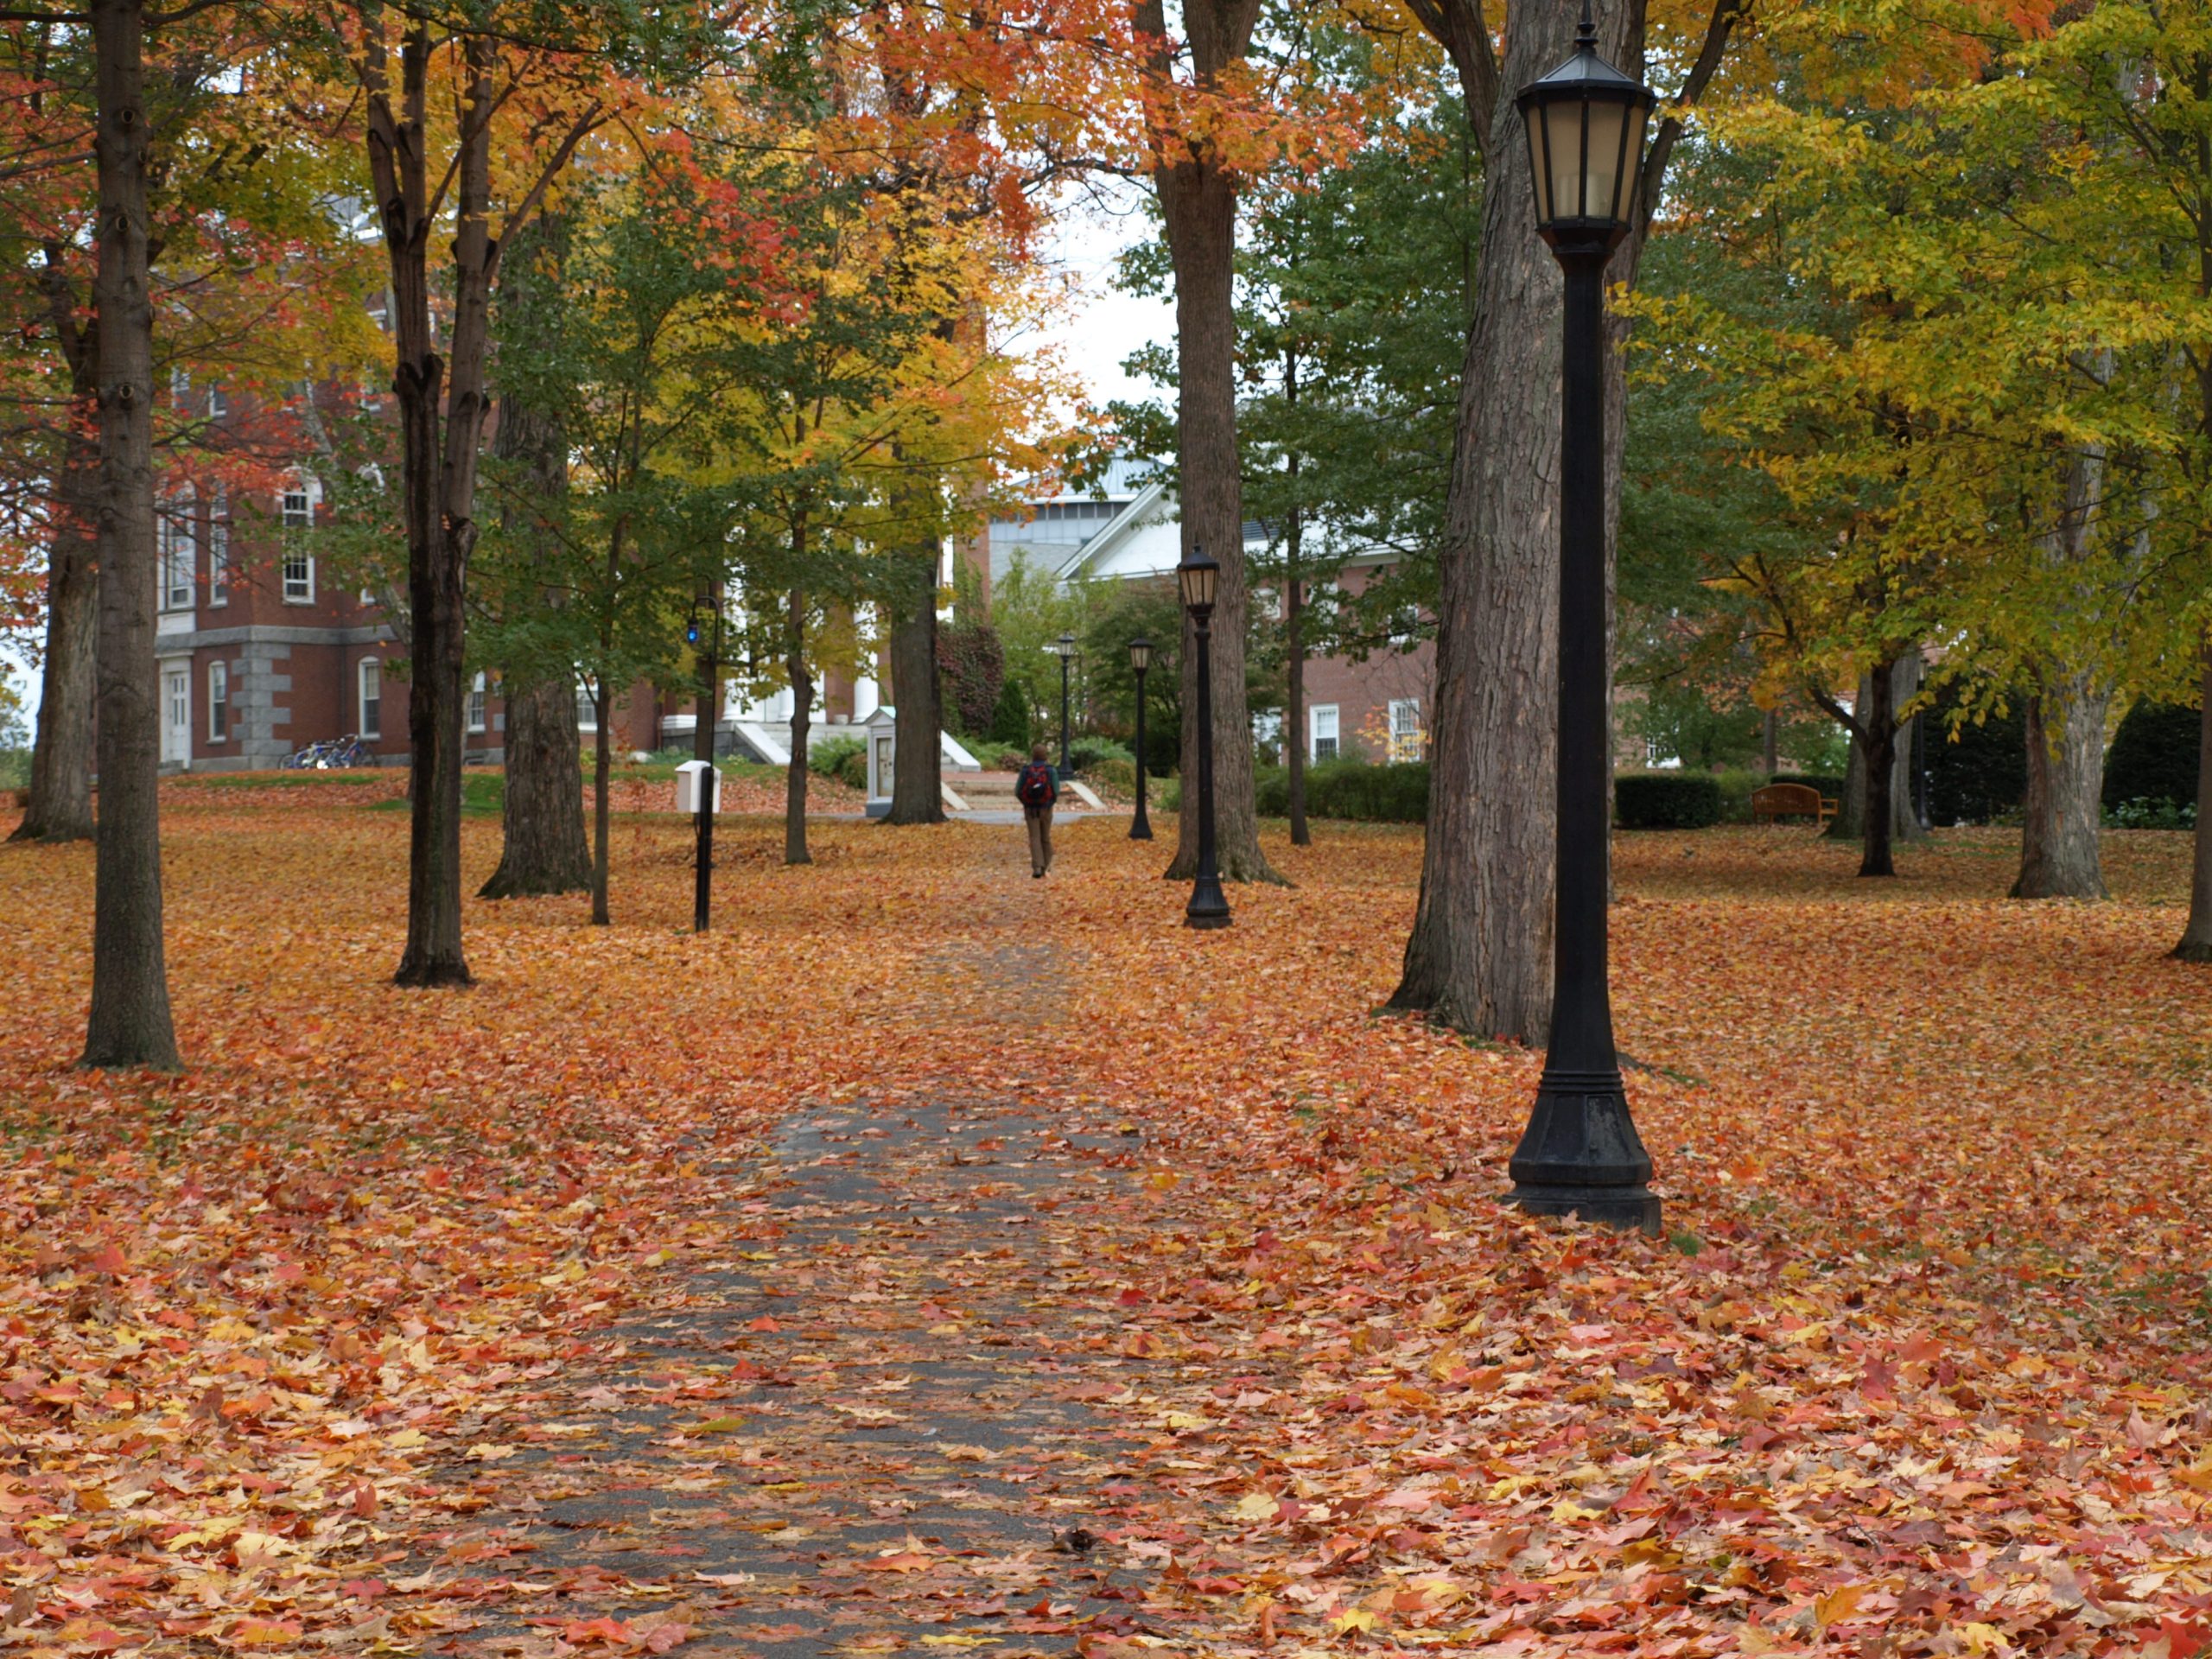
[281,734,374,770]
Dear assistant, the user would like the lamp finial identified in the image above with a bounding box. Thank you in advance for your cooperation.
[1577,0,1596,47]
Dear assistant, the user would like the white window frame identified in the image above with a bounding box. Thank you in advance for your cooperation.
[1388,698,1423,762]
[207,488,229,607]
[160,493,195,612]
[1311,702,1340,765]
[280,480,316,603]
[467,671,487,734]
[358,658,382,740]
[207,661,228,741]
[164,666,190,762]
[205,383,227,419]
[576,679,600,733]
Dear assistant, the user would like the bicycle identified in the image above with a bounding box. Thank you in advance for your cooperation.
[281,734,374,770]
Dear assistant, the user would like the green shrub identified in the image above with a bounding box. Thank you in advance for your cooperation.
[1772,770,1846,798]
[1713,768,1763,823]
[2107,796,2197,830]
[1615,771,1723,829]
[987,677,1033,748]
[2104,701,2200,818]
[1093,757,1139,799]
[1249,760,1428,823]
[810,734,865,785]
[1924,697,2026,825]
[1069,736,1132,774]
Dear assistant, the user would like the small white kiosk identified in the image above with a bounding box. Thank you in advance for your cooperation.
[861,707,898,818]
[673,759,721,816]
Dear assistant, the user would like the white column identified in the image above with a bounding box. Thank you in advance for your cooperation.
[852,602,880,721]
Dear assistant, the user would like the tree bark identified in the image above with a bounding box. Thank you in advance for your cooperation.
[1858,658,1898,879]
[1389,0,1607,1043]
[1828,660,1921,844]
[1137,0,1280,886]
[2012,672,2110,899]
[482,675,589,898]
[886,543,944,824]
[785,585,812,866]
[81,0,178,1070]
[1761,707,1779,775]
[1286,560,1309,847]
[480,219,588,900]
[2173,643,2212,960]
[588,684,611,925]
[15,250,99,846]
[368,25,502,988]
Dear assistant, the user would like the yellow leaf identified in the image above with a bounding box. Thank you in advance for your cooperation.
[1332,1607,1378,1635]
[1815,1584,1868,1628]
[1957,1622,2010,1656]
[1230,1491,1277,1522]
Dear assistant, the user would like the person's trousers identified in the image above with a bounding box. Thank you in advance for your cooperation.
[1027,805,1054,874]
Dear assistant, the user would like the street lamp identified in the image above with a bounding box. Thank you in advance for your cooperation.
[1177,550,1230,931]
[1045,631,1078,781]
[1504,8,1661,1233]
[1128,637,1154,842]
[684,592,722,936]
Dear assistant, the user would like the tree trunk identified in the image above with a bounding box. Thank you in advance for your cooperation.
[1859,658,1897,879]
[1286,560,1309,847]
[2173,643,2212,961]
[1389,0,1607,1043]
[785,586,812,866]
[1891,651,1928,842]
[14,446,99,844]
[370,25,497,988]
[2012,672,2109,899]
[81,0,178,1070]
[1761,707,1778,775]
[1156,156,1279,885]
[589,687,611,925]
[886,543,944,824]
[482,674,589,898]
[480,219,588,900]
[1828,659,1920,844]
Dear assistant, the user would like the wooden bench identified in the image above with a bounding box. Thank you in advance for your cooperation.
[1751,781,1837,826]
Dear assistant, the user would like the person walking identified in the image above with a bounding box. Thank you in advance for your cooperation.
[1016,742,1058,878]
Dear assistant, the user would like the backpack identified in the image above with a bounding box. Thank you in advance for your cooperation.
[1016,762,1055,808]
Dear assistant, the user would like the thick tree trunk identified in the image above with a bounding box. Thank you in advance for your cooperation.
[1858,658,1897,879]
[2012,673,2110,899]
[482,675,589,898]
[589,692,611,925]
[886,546,944,824]
[14,451,99,844]
[1390,0,1609,1043]
[2173,645,2212,960]
[1828,660,1921,844]
[1156,156,1279,885]
[785,587,812,867]
[1286,560,1309,846]
[81,0,178,1070]
[1761,707,1779,775]
[480,219,588,900]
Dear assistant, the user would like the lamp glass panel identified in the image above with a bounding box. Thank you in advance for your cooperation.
[1580,99,1629,219]
[1179,561,1217,611]
[1522,111,1551,225]
[1128,639,1151,672]
[1617,104,1649,219]
[1543,98,1585,228]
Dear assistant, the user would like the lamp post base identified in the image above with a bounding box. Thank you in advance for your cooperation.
[1503,1184,1661,1234]
[1185,880,1232,930]
[1503,1067,1661,1234]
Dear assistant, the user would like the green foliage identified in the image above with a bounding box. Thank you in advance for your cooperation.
[2104,702,2202,816]
[1926,697,2028,826]
[1255,760,1429,823]
[2107,797,2198,830]
[810,735,867,789]
[1068,736,1132,774]
[986,677,1032,748]
[1615,772,1725,830]
[1091,756,1139,799]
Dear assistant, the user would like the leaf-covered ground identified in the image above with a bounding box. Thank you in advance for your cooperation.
[2,786,2210,1656]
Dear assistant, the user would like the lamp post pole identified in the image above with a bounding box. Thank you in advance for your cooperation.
[1504,9,1660,1232]
[1055,632,1076,780]
[1128,639,1154,842]
[1178,555,1230,930]
[689,595,720,936]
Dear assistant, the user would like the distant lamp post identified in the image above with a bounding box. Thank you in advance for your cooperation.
[685,593,722,936]
[1177,550,1230,931]
[1045,631,1078,781]
[1504,7,1660,1232]
[1128,637,1154,842]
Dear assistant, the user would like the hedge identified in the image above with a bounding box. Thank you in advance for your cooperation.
[2104,701,2200,816]
[1615,771,1723,830]
[1254,760,1429,823]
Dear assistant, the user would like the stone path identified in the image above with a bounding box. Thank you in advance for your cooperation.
[435,916,1201,1658]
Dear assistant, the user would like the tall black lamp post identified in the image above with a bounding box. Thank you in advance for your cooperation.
[1177,551,1230,931]
[684,594,722,935]
[1046,631,1078,780]
[1128,637,1154,842]
[1504,10,1661,1233]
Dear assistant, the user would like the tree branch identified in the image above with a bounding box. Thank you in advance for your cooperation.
[1637,0,1749,232]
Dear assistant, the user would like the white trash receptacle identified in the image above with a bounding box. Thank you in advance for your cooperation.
[674,760,721,816]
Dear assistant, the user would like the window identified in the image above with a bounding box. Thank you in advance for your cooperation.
[358,658,381,739]
[1311,703,1340,764]
[160,495,195,611]
[205,383,227,419]
[207,662,228,741]
[207,489,228,607]
[467,672,486,734]
[280,484,315,602]
[576,681,599,731]
[1389,698,1423,763]
[170,366,191,408]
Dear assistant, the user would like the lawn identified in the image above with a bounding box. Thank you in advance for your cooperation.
[1,799,2208,1656]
